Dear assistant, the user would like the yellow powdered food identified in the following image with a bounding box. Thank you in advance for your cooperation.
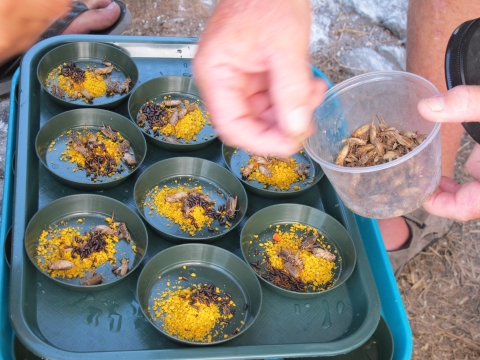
[244,158,307,191]
[160,106,207,143]
[57,128,129,175]
[56,71,107,102]
[36,221,118,279]
[144,185,213,236]
[262,223,337,289]
[152,285,234,342]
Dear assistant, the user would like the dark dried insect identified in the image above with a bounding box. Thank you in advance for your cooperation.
[181,276,189,281]
[51,84,66,99]
[163,99,182,107]
[243,303,248,310]
[225,196,238,220]
[120,77,131,94]
[250,261,262,269]
[61,61,85,83]
[80,88,94,101]
[100,124,117,140]
[48,260,74,270]
[162,136,182,144]
[137,113,147,127]
[81,271,104,286]
[112,258,129,277]
[95,64,117,75]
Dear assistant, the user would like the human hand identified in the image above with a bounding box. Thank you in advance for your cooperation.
[193,0,328,156]
[0,0,71,64]
[418,85,480,221]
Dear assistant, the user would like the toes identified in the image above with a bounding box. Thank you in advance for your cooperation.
[62,1,121,34]
[80,0,114,10]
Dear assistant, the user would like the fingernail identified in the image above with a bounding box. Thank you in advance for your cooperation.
[285,107,310,134]
[424,94,445,112]
[106,2,116,10]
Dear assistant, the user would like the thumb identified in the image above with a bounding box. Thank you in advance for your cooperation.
[418,85,480,123]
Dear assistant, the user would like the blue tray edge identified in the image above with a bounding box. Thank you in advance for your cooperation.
[354,215,413,360]
[0,68,19,360]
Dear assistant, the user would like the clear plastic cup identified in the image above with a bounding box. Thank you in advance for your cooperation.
[304,71,441,219]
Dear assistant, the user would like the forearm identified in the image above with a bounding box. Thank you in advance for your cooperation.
[0,0,70,65]
[407,0,480,92]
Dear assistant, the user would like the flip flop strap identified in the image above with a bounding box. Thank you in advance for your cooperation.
[38,2,89,42]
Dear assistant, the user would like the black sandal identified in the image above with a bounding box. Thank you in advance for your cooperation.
[387,208,454,278]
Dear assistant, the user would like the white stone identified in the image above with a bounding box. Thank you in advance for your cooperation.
[339,0,407,38]
[378,45,406,71]
[340,47,400,76]
[310,16,331,51]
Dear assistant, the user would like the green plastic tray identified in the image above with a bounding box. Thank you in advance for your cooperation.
[9,35,380,359]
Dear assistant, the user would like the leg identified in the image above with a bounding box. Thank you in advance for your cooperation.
[381,0,480,251]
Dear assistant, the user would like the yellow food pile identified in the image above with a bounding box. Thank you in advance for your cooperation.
[47,65,107,102]
[56,128,130,175]
[144,185,213,236]
[160,105,207,143]
[36,221,118,279]
[261,223,337,290]
[152,284,235,342]
[244,158,307,191]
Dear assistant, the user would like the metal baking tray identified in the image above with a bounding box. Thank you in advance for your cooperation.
[9,35,380,359]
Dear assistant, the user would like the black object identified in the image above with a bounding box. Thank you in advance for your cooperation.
[445,17,480,143]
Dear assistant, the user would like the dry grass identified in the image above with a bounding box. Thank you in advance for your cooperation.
[398,133,480,359]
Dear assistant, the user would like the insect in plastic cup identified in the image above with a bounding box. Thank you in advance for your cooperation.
[304,71,441,219]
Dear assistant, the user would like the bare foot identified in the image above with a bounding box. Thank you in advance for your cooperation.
[377,217,410,251]
[62,0,121,35]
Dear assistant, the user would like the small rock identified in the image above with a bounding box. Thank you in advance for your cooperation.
[378,45,406,71]
[310,13,331,51]
[338,0,407,39]
[340,47,400,76]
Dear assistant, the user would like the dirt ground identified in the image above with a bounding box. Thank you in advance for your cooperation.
[123,1,480,358]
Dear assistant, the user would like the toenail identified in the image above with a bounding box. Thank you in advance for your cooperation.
[106,2,116,10]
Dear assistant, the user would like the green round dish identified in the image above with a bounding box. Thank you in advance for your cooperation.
[222,144,324,199]
[134,157,248,243]
[240,204,356,299]
[37,41,138,109]
[36,108,147,190]
[137,243,262,346]
[24,194,148,291]
[127,76,217,151]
